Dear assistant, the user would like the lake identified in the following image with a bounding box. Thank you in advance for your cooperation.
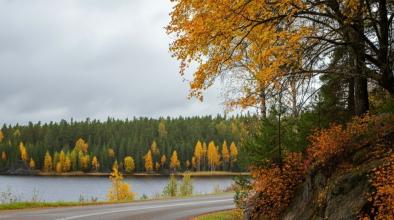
[0,175,234,202]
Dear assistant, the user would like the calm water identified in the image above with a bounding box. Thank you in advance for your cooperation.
[0,175,234,202]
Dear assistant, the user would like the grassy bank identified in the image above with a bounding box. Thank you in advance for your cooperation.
[192,209,243,220]
[0,201,120,211]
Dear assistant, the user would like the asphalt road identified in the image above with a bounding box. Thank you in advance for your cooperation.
[0,194,234,220]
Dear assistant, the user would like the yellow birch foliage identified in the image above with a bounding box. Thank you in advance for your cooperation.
[194,141,203,170]
[0,130,4,142]
[43,151,52,172]
[108,148,115,158]
[230,142,238,165]
[207,141,220,171]
[124,156,135,173]
[170,150,180,171]
[56,162,62,173]
[29,158,36,170]
[79,154,90,171]
[155,162,160,171]
[144,150,153,172]
[160,154,167,167]
[63,156,71,172]
[75,138,88,153]
[221,141,230,166]
[91,156,100,172]
[107,166,134,201]
[167,0,311,104]
[19,142,28,161]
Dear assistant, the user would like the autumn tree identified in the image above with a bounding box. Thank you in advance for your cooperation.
[160,154,167,169]
[107,164,134,201]
[124,156,135,173]
[1,151,6,161]
[158,120,168,139]
[43,151,52,172]
[230,142,238,170]
[207,141,220,171]
[19,142,28,161]
[221,141,230,171]
[193,141,203,171]
[144,150,153,173]
[92,156,100,172]
[29,158,36,170]
[0,130,4,142]
[75,138,88,153]
[170,150,180,172]
[167,0,394,116]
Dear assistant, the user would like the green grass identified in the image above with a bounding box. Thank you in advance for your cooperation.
[193,209,243,220]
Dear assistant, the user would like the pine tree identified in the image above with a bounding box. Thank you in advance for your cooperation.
[170,150,180,172]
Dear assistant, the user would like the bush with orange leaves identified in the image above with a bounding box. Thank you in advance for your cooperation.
[246,114,394,219]
[306,114,394,170]
[361,152,394,219]
[248,152,305,220]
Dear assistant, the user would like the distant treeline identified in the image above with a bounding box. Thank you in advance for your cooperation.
[0,115,250,173]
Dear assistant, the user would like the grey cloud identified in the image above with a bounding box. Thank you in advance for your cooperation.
[0,0,223,125]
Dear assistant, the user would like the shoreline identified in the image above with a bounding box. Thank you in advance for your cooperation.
[0,171,250,177]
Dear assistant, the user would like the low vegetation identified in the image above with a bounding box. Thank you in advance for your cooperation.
[193,209,243,220]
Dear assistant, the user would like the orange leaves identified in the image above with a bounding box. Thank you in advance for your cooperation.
[249,153,305,219]
[167,0,311,103]
[363,152,394,219]
[307,114,394,169]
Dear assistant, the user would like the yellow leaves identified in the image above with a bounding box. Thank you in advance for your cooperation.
[250,152,305,219]
[144,150,153,172]
[107,166,134,201]
[168,0,310,104]
[221,141,230,163]
[170,150,181,171]
[160,154,167,167]
[92,156,100,172]
[29,158,36,170]
[107,148,115,158]
[124,156,135,173]
[230,142,238,164]
[365,152,394,219]
[19,142,28,161]
[79,154,90,171]
[0,130,4,142]
[207,141,220,171]
[1,151,6,161]
[43,151,52,172]
[75,138,88,153]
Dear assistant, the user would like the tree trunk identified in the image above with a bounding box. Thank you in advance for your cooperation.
[347,77,355,115]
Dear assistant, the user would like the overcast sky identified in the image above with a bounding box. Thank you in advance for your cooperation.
[0,0,226,125]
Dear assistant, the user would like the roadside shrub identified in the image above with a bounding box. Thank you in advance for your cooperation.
[180,172,193,196]
[163,174,178,197]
